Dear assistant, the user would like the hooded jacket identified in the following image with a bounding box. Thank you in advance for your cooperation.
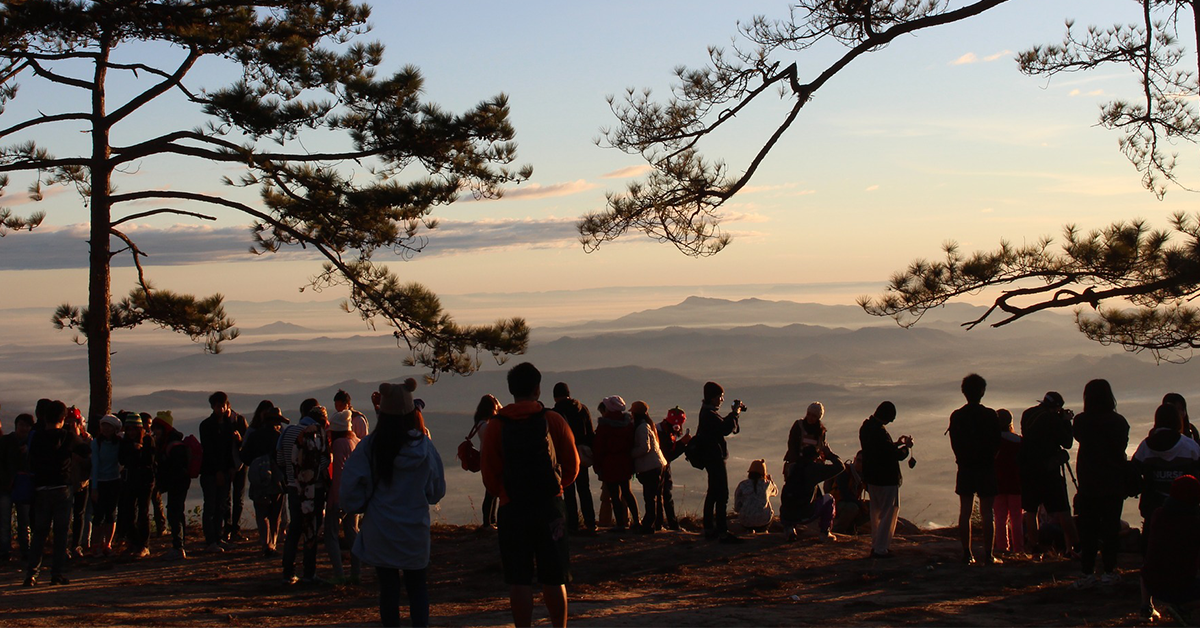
[631,416,667,474]
[1072,409,1130,497]
[480,400,579,506]
[593,412,636,483]
[342,431,445,570]
[1133,427,1200,517]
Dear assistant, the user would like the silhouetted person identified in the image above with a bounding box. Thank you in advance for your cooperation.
[199,391,243,552]
[696,381,743,543]
[553,382,596,535]
[1141,475,1200,620]
[1019,391,1078,556]
[859,401,912,558]
[1163,392,1200,445]
[1132,403,1200,546]
[948,373,1002,564]
[1071,379,1129,589]
[25,400,80,586]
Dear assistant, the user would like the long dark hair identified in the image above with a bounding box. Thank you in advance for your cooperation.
[1082,379,1116,414]
[370,408,423,486]
[474,394,500,424]
[250,400,275,430]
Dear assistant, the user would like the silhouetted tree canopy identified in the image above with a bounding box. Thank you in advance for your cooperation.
[0,0,532,419]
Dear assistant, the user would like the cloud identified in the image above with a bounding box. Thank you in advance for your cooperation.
[721,211,770,224]
[3,184,75,207]
[739,182,817,197]
[466,180,599,202]
[600,165,653,179]
[0,217,587,270]
[951,50,1010,65]
[865,185,880,192]
[1070,88,1105,97]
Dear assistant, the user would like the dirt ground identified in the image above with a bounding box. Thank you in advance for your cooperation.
[0,521,1168,626]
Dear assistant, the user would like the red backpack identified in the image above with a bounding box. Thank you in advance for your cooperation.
[457,423,482,473]
[181,434,204,478]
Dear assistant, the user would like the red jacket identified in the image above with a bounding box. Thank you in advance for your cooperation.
[593,414,635,483]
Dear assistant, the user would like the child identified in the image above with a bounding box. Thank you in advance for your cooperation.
[733,459,777,533]
[993,408,1023,554]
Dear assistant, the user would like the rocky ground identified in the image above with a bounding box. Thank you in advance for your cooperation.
[0,521,1173,626]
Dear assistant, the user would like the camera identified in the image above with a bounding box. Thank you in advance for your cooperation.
[732,399,748,413]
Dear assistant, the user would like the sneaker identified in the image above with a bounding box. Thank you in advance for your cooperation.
[819,531,837,543]
[983,555,1003,565]
[133,547,150,559]
[1099,572,1122,586]
[786,529,798,543]
[23,575,36,587]
[71,546,85,559]
[205,543,225,554]
[281,575,299,586]
[50,575,69,585]
[164,548,187,561]
[218,539,235,550]
[1071,574,1099,590]
[1141,604,1161,622]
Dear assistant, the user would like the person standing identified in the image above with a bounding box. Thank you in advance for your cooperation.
[1019,391,1078,556]
[1,413,34,562]
[334,389,370,441]
[280,400,331,585]
[859,401,912,559]
[341,379,445,627]
[655,407,690,531]
[152,411,192,560]
[630,401,666,534]
[471,394,502,529]
[199,392,243,553]
[1162,393,1200,444]
[326,408,362,583]
[695,381,744,543]
[25,400,80,586]
[992,409,1024,556]
[593,396,638,532]
[117,413,156,558]
[553,382,596,536]
[242,404,287,557]
[480,362,579,628]
[1071,379,1130,589]
[948,373,1003,565]
[65,408,91,558]
[90,414,123,557]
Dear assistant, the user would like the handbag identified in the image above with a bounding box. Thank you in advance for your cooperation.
[457,423,482,473]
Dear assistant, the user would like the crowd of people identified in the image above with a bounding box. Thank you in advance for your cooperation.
[3,366,1200,626]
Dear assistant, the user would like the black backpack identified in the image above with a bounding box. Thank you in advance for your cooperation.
[684,434,707,470]
[499,410,562,506]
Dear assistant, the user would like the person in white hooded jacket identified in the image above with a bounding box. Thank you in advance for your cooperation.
[630,401,667,534]
[341,379,445,628]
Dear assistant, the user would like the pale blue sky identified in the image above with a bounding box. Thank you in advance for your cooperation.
[2,0,1195,324]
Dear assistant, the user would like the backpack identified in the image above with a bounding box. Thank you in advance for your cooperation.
[499,410,561,506]
[248,453,283,501]
[684,434,707,470]
[181,434,203,479]
[458,422,483,473]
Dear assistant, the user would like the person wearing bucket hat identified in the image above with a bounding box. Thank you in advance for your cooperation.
[151,410,191,559]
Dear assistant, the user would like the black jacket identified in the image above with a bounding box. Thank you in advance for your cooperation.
[696,403,738,463]
[553,398,594,449]
[780,452,844,523]
[1073,409,1130,497]
[199,411,244,475]
[859,418,908,487]
[29,427,76,488]
[948,403,1002,469]
[120,433,157,491]
[1019,404,1074,474]
[155,429,191,491]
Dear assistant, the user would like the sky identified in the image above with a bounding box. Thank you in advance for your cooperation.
[2,0,1197,326]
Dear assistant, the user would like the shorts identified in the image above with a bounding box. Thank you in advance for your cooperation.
[955,466,998,498]
[1020,469,1070,514]
[497,496,570,586]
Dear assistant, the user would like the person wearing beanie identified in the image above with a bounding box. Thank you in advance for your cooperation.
[859,401,912,558]
[326,408,362,583]
[734,459,778,533]
[552,382,597,535]
[655,407,692,531]
[151,412,191,559]
[694,381,744,543]
[341,376,446,626]
[1141,475,1200,619]
[1019,390,1079,557]
[479,362,578,628]
[90,414,123,557]
[784,402,827,477]
[117,412,157,559]
[334,389,370,440]
[630,401,667,534]
[593,395,639,533]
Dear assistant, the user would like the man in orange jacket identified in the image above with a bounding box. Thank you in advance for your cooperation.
[481,362,579,628]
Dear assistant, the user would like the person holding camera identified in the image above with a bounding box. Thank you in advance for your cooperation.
[858,401,912,559]
[1019,391,1078,557]
[695,381,744,543]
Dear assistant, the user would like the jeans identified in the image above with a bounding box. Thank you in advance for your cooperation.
[868,484,900,555]
[70,485,89,550]
[563,465,596,531]
[1077,493,1123,574]
[281,488,324,579]
[703,459,729,534]
[151,488,166,535]
[0,492,31,559]
[323,503,361,578]
[167,481,191,550]
[27,486,72,579]
[229,465,247,537]
[200,473,232,545]
[119,483,152,551]
[602,480,638,528]
[636,468,663,530]
[377,566,429,627]
[658,465,677,528]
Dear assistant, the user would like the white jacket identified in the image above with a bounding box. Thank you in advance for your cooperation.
[631,420,667,474]
[341,430,446,570]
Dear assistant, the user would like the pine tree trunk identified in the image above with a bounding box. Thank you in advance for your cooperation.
[87,34,113,423]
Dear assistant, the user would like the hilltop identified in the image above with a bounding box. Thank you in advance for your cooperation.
[0,522,1156,626]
